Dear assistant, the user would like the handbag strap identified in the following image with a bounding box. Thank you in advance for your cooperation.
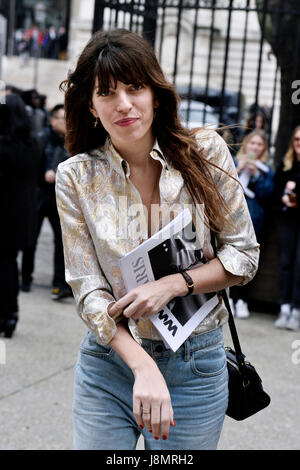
[210,231,246,367]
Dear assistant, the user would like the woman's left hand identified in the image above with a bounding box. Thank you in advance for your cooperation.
[108,275,184,321]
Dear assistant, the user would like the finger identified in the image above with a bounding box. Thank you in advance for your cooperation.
[110,295,133,316]
[133,398,144,430]
[170,406,175,427]
[160,402,171,440]
[131,308,149,321]
[123,302,139,319]
[151,404,161,440]
[123,300,150,319]
[141,405,152,432]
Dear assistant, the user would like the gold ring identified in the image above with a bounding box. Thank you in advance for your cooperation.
[142,409,151,414]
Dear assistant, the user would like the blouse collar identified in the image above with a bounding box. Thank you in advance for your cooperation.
[104,137,169,178]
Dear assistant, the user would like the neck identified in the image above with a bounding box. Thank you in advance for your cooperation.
[111,134,155,170]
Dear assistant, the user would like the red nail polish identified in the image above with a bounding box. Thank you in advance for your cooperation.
[172,420,176,426]
[149,430,152,433]
[139,425,144,429]
[154,437,159,440]
[162,435,167,440]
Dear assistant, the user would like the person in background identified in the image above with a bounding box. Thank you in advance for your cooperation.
[244,111,268,137]
[18,30,31,67]
[46,26,58,59]
[0,94,41,338]
[28,25,41,59]
[21,104,71,301]
[38,94,50,129]
[58,26,68,60]
[229,129,274,318]
[5,85,23,97]
[273,126,300,330]
[22,89,47,135]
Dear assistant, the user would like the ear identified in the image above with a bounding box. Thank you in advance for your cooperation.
[89,104,98,119]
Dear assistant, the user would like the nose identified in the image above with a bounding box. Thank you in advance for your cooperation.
[116,91,133,113]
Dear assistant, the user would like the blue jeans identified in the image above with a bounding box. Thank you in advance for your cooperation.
[73,327,228,450]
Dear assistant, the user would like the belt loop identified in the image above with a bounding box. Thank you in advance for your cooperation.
[184,338,190,362]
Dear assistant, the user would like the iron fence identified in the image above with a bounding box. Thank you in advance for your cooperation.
[93,0,300,158]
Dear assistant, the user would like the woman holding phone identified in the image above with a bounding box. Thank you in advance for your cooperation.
[229,129,274,318]
[273,126,300,330]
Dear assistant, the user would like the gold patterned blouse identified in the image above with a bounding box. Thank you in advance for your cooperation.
[55,130,259,346]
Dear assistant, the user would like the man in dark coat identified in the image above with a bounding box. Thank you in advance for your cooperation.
[21,104,71,300]
[0,94,42,337]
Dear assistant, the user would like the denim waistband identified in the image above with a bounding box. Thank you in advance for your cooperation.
[141,326,223,361]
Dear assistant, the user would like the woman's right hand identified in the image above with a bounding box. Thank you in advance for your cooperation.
[282,181,298,208]
[237,155,248,173]
[282,193,298,208]
[132,360,174,440]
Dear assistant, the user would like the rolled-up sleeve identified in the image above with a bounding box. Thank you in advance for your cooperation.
[200,131,260,284]
[55,164,117,345]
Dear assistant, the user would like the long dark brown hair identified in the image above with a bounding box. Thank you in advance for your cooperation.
[60,29,233,232]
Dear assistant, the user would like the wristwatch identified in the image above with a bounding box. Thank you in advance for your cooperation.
[180,270,194,296]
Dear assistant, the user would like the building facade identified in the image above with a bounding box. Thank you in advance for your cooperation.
[2,0,281,137]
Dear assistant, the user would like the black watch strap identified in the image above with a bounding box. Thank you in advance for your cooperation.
[180,270,194,296]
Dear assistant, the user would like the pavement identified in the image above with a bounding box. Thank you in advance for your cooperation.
[2,56,71,109]
[0,219,299,450]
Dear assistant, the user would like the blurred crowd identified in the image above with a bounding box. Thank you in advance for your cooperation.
[0,86,299,339]
[0,85,71,338]
[14,24,68,65]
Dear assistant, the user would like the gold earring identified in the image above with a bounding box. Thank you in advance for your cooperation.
[94,117,99,128]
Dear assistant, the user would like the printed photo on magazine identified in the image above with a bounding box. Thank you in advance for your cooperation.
[119,209,219,352]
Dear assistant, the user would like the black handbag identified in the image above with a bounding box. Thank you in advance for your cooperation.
[210,232,271,420]
[221,289,271,420]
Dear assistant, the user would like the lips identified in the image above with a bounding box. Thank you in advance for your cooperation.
[115,117,139,127]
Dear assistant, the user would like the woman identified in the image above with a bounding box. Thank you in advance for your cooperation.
[273,126,300,330]
[0,93,41,338]
[230,129,274,318]
[244,111,267,136]
[56,29,259,450]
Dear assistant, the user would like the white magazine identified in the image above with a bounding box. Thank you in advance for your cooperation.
[119,209,219,352]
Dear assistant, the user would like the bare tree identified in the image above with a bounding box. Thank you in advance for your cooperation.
[256,0,300,167]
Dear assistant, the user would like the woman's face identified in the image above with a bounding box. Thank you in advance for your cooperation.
[255,114,264,129]
[90,79,158,151]
[292,129,300,159]
[245,135,266,159]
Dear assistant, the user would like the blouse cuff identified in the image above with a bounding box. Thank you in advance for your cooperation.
[217,244,260,286]
[78,290,118,346]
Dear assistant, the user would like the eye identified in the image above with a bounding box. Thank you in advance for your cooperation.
[96,89,113,97]
[130,83,143,91]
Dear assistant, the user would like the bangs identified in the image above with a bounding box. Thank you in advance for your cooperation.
[94,45,150,94]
